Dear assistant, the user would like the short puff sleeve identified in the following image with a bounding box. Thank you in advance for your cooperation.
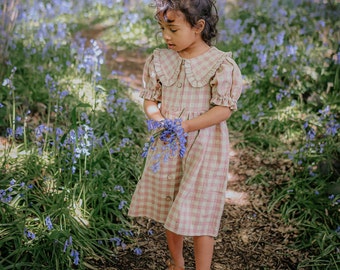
[139,54,162,102]
[210,56,243,111]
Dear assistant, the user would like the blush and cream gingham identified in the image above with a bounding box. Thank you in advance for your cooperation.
[128,47,243,237]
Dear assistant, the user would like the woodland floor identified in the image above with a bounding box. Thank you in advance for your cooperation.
[0,26,309,270]
[80,36,308,269]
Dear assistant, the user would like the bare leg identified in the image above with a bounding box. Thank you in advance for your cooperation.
[193,236,214,270]
[166,229,185,268]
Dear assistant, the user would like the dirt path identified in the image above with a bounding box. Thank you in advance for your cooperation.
[80,28,304,270]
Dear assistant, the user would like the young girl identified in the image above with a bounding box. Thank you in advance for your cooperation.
[128,0,243,269]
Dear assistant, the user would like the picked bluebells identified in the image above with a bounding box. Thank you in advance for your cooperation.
[142,118,187,173]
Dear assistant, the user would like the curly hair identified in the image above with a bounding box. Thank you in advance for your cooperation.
[154,0,219,46]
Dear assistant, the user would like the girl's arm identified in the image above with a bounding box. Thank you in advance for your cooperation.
[143,99,165,121]
[182,106,232,133]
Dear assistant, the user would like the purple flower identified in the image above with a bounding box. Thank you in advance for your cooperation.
[110,236,122,246]
[24,228,36,240]
[134,247,143,256]
[15,126,24,136]
[45,216,53,230]
[142,118,187,172]
[70,249,80,265]
[118,200,127,210]
[114,185,125,193]
[63,236,73,252]
[307,128,316,141]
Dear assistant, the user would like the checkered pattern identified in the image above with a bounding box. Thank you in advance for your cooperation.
[128,47,243,237]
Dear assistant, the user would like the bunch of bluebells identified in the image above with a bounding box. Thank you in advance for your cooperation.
[142,118,187,173]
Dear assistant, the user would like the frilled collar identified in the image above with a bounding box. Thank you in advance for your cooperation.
[153,47,232,87]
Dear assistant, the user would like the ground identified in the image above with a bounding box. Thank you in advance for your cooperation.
[85,46,306,270]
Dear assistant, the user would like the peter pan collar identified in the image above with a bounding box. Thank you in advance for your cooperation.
[153,47,232,87]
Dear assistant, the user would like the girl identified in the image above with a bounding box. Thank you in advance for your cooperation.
[128,0,243,269]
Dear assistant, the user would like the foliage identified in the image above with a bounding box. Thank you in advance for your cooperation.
[216,0,339,268]
[0,1,147,269]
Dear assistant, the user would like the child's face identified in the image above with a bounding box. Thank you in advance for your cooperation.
[158,10,204,55]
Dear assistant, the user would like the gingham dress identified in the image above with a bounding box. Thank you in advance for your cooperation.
[128,47,243,237]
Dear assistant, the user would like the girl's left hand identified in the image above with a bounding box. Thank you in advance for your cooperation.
[181,120,189,133]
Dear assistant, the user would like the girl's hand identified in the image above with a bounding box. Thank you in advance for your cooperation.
[181,120,189,133]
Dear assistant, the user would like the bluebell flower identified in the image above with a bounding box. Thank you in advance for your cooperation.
[63,236,73,252]
[0,102,4,108]
[118,200,127,210]
[285,45,298,57]
[142,118,187,172]
[45,216,53,230]
[2,78,11,87]
[6,128,13,136]
[114,185,125,193]
[119,229,134,237]
[134,247,143,256]
[24,228,36,240]
[0,189,6,198]
[303,122,308,129]
[242,113,251,121]
[307,128,316,141]
[150,160,160,173]
[110,236,122,246]
[15,126,24,136]
[276,92,283,102]
[80,112,90,124]
[119,138,130,147]
[70,249,80,265]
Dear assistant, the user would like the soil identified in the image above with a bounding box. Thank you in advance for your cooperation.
[82,29,306,270]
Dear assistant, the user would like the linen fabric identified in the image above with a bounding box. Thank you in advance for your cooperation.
[128,47,243,237]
